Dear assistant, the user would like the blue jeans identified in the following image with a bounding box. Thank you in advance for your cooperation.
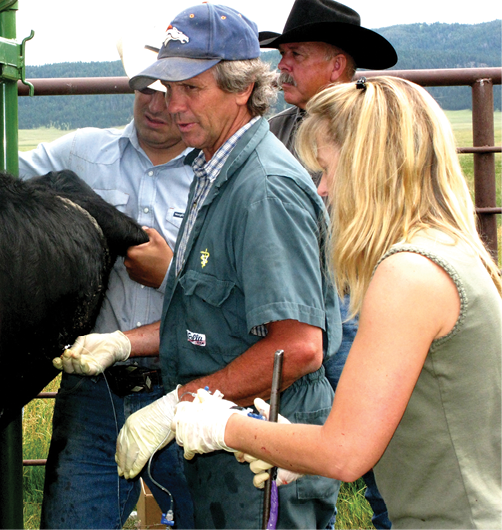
[324,296,392,530]
[41,373,194,529]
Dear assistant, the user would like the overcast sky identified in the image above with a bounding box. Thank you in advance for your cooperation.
[15,0,501,66]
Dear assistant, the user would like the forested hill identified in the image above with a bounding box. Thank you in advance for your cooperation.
[18,20,501,130]
[378,20,501,70]
[19,61,134,130]
[378,20,501,113]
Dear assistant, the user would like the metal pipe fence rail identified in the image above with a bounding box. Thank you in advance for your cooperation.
[10,66,502,508]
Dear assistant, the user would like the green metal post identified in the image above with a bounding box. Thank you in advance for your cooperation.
[0,2,23,529]
[0,0,20,173]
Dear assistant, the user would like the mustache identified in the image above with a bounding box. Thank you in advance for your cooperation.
[277,72,297,89]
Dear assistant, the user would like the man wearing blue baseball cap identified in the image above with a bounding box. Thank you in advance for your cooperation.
[115,3,343,528]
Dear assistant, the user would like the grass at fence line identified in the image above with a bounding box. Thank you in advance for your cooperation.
[22,374,60,529]
[19,110,501,529]
[445,110,501,265]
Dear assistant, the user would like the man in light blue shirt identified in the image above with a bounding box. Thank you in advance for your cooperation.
[19,74,196,528]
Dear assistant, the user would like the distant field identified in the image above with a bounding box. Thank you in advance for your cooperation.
[447,109,501,145]
[18,125,125,152]
[18,127,76,151]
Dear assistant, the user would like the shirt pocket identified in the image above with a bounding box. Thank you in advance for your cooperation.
[165,206,186,230]
[179,269,234,307]
[92,189,130,214]
[178,270,248,357]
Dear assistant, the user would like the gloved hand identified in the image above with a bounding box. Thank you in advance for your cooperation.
[115,386,180,479]
[172,388,249,460]
[236,451,304,489]
[52,331,131,375]
[234,398,304,489]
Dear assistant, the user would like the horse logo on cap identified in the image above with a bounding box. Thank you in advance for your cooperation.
[164,25,189,45]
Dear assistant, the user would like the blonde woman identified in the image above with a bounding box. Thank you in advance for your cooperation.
[172,77,502,529]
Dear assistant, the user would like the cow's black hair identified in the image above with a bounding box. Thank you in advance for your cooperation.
[0,170,149,426]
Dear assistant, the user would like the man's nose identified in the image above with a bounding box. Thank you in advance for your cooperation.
[150,91,167,112]
[165,89,185,114]
[278,55,291,72]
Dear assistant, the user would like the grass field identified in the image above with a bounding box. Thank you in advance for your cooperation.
[18,125,125,152]
[19,110,501,529]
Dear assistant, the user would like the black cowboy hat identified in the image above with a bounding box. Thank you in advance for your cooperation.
[259,0,397,69]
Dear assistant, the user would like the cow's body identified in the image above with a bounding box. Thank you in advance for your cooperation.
[0,170,149,426]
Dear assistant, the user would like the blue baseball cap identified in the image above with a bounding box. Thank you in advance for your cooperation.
[129,3,260,89]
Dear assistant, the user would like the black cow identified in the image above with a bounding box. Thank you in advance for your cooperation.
[0,170,149,427]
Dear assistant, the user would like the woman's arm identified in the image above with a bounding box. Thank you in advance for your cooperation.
[223,252,461,482]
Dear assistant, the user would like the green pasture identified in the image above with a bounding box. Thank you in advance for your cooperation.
[18,125,125,152]
[19,110,501,529]
[18,127,76,152]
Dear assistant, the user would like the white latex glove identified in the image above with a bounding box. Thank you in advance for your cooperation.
[115,386,180,479]
[234,397,304,489]
[172,388,249,460]
[52,331,131,375]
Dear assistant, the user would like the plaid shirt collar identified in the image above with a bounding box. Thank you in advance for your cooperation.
[175,117,260,276]
[192,116,260,181]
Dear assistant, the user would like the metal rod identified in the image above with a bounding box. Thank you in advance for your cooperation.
[472,78,498,259]
[0,2,23,528]
[15,67,502,97]
[262,350,284,529]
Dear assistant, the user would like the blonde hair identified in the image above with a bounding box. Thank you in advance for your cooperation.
[296,76,501,316]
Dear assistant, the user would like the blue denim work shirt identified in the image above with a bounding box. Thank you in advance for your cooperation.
[19,121,194,369]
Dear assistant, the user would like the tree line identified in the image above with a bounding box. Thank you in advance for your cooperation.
[18,20,501,130]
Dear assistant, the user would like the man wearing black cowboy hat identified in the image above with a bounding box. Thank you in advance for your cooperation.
[261,0,397,158]
[260,1,397,529]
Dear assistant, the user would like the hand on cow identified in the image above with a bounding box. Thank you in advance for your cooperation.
[124,227,173,289]
[52,330,131,375]
[115,386,180,479]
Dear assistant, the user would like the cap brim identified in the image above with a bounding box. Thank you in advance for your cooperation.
[259,23,397,70]
[129,57,222,89]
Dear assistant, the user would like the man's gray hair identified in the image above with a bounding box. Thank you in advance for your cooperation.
[213,59,278,117]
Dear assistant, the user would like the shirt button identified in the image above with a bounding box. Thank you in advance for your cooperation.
[148,170,154,177]
[136,322,142,328]
[143,207,150,213]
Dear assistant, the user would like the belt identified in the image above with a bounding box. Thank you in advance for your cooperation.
[104,364,162,398]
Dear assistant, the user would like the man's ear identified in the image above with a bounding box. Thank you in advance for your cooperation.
[330,54,348,83]
[236,82,255,107]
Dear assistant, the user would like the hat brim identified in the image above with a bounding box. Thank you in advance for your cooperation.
[117,32,167,92]
[129,57,222,89]
[259,22,397,70]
